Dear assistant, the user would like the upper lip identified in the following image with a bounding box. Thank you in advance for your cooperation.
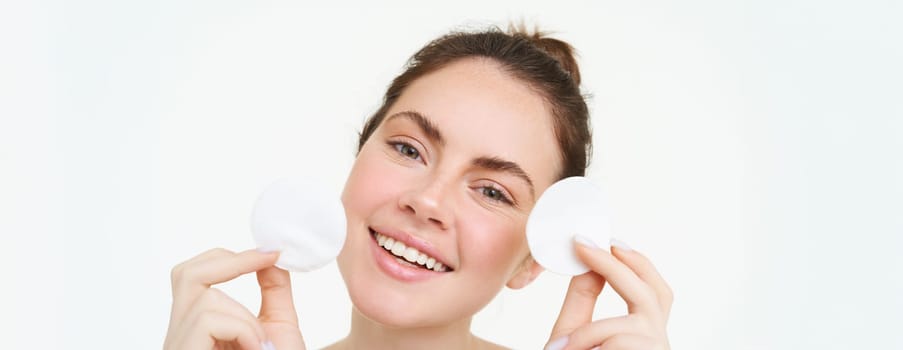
[369,225,454,270]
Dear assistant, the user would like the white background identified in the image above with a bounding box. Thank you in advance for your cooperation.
[2,1,901,349]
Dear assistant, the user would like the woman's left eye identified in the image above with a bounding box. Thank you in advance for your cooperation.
[480,186,513,205]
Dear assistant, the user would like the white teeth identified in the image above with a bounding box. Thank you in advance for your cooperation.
[403,247,419,263]
[374,232,449,272]
[390,241,406,256]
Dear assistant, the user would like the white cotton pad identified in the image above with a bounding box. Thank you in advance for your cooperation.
[526,176,612,276]
[251,177,347,272]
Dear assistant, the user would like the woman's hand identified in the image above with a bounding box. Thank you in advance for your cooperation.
[545,237,673,350]
[163,248,306,350]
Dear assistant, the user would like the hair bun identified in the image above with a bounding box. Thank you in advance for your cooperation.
[508,23,582,85]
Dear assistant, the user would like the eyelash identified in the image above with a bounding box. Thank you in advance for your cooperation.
[387,140,515,206]
[479,185,514,205]
[388,141,422,161]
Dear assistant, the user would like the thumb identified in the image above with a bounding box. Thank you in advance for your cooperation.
[548,272,606,342]
[257,266,299,325]
[257,266,306,349]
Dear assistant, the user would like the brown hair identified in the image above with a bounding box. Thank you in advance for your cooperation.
[357,25,592,179]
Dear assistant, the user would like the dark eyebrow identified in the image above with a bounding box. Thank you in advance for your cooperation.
[473,156,536,201]
[386,110,445,146]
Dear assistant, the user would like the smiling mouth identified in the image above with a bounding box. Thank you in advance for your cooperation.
[369,229,452,272]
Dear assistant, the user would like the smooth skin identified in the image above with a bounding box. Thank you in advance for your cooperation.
[329,58,560,350]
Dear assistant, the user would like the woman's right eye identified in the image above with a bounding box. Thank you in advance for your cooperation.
[391,142,421,161]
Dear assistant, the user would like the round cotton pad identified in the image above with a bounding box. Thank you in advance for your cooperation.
[526,176,612,276]
[251,177,347,272]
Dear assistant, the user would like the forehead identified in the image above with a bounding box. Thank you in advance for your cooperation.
[387,58,562,188]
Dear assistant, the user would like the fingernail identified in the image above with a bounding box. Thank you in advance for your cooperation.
[261,340,277,350]
[545,336,568,350]
[574,234,600,249]
[610,238,633,252]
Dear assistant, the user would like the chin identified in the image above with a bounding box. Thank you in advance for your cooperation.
[353,289,442,328]
[337,257,447,328]
[337,260,507,330]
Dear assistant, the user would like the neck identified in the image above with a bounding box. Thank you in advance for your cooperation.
[334,306,484,350]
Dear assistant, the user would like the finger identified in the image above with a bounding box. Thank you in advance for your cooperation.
[180,311,264,350]
[562,316,642,350]
[172,249,279,292]
[610,242,674,320]
[171,249,279,320]
[596,334,656,350]
[171,248,235,295]
[257,266,299,324]
[548,272,606,341]
[573,239,658,315]
[258,266,305,349]
[183,288,268,342]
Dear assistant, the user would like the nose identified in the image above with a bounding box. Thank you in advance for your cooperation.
[397,178,454,230]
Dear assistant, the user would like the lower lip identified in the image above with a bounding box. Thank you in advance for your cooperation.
[368,230,446,282]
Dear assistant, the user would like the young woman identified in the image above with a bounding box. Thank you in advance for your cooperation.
[163,26,673,350]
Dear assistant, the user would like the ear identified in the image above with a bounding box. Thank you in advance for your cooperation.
[506,255,545,289]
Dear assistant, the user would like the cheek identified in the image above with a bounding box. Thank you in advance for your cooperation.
[342,149,406,218]
[458,209,528,278]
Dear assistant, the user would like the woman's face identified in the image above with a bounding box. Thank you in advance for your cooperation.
[338,58,562,327]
